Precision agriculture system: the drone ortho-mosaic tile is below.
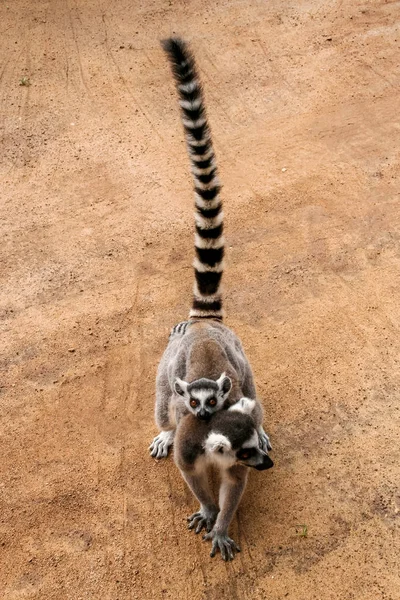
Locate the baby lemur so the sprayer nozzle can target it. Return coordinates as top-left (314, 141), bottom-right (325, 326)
top-left (150, 37), bottom-right (271, 460)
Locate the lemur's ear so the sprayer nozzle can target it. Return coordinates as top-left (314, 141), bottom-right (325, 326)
top-left (174, 378), bottom-right (189, 397)
top-left (204, 432), bottom-right (232, 454)
top-left (228, 397), bottom-right (256, 415)
top-left (216, 373), bottom-right (232, 397)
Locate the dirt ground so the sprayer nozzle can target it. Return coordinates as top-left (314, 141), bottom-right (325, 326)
top-left (1, 0), bottom-right (399, 598)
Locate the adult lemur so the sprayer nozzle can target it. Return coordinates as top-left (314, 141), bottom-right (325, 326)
top-left (149, 37), bottom-right (274, 561)
top-left (176, 399), bottom-right (273, 561)
top-left (150, 37), bottom-right (272, 461)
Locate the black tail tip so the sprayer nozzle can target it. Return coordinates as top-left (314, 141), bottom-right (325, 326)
top-left (161, 37), bottom-right (186, 54)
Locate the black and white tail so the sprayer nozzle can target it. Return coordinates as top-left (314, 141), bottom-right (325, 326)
top-left (162, 37), bottom-right (224, 321)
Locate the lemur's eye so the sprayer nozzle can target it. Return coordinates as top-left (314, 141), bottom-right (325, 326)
top-left (208, 398), bottom-right (217, 407)
top-left (189, 399), bottom-right (198, 408)
top-left (240, 452), bottom-right (250, 460)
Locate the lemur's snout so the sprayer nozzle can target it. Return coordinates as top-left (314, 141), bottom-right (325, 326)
top-left (254, 455), bottom-right (274, 471)
top-left (198, 409), bottom-right (211, 421)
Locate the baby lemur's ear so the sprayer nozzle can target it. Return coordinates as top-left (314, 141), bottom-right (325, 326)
top-left (228, 397), bottom-right (256, 415)
top-left (174, 378), bottom-right (189, 397)
top-left (204, 432), bottom-right (232, 454)
top-left (216, 373), bottom-right (232, 397)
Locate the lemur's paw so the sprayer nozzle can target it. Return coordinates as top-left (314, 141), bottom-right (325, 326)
top-left (187, 507), bottom-right (218, 534)
top-left (203, 530), bottom-right (241, 561)
top-left (259, 426), bottom-right (272, 453)
top-left (149, 430), bottom-right (174, 459)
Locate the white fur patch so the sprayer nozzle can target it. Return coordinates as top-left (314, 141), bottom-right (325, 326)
top-left (179, 98), bottom-right (202, 111)
top-left (186, 133), bottom-right (211, 146)
top-left (194, 176), bottom-right (220, 191)
top-left (192, 286), bottom-right (221, 303)
top-left (191, 161), bottom-right (216, 177)
top-left (228, 397), bottom-right (256, 415)
top-left (193, 257), bottom-right (224, 273)
top-left (191, 147), bottom-right (214, 162)
top-left (191, 389), bottom-right (214, 403)
top-left (194, 194), bottom-right (220, 211)
top-left (183, 117), bottom-right (207, 130)
top-left (194, 233), bottom-right (225, 250)
top-left (194, 210), bottom-right (223, 230)
top-left (189, 308), bottom-right (224, 319)
top-left (204, 432), bottom-right (231, 453)
top-left (178, 80), bottom-right (199, 94)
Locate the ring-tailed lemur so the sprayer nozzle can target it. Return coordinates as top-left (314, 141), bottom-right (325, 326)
top-left (175, 399), bottom-right (273, 561)
top-left (149, 37), bottom-right (271, 458)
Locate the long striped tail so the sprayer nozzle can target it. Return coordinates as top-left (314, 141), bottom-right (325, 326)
top-left (161, 37), bottom-right (224, 321)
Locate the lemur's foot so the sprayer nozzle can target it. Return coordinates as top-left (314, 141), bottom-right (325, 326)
top-left (203, 530), bottom-right (241, 561)
top-left (259, 426), bottom-right (272, 453)
top-left (149, 430), bottom-right (174, 459)
top-left (187, 507), bottom-right (218, 534)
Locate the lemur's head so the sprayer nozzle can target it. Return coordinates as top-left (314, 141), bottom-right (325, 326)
top-left (204, 398), bottom-right (274, 471)
top-left (174, 373), bottom-right (232, 420)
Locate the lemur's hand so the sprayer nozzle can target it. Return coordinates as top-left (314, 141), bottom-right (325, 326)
top-left (187, 506), bottom-right (218, 534)
top-left (203, 530), bottom-right (240, 561)
top-left (149, 430), bottom-right (174, 459)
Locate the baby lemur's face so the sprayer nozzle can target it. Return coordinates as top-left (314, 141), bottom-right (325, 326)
top-left (174, 373), bottom-right (232, 421)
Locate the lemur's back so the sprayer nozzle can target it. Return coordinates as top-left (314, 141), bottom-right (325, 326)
top-left (159, 320), bottom-right (255, 401)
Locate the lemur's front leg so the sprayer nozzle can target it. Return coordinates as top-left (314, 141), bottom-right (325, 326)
top-left (180, 468), bottom-right (219, 534)
top-left (203, 465), bottom-right (248, 561)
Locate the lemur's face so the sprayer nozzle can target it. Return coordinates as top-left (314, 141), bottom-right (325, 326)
top-left (174, 374), bottom-right (232, 421)
top-left (235, 430), bottom-right (274, 470)
top-left (205, 428), bottom-right (273, 470)
top-left (204, 405), bottom-right (274, 471)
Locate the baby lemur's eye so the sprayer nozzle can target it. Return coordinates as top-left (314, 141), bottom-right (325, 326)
top-left (208, 398), bottom-right (217, 407)
top-left (189, 399), bottom-right (198, 408)
top-left (240, 452), bottom-right (250, 460)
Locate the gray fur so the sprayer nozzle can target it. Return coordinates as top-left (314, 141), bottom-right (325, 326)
top-left (150, 319), bottom-right (271, 458)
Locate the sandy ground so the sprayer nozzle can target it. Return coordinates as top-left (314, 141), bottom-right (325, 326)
top-left (1, 0), bottom-right (399, 598)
